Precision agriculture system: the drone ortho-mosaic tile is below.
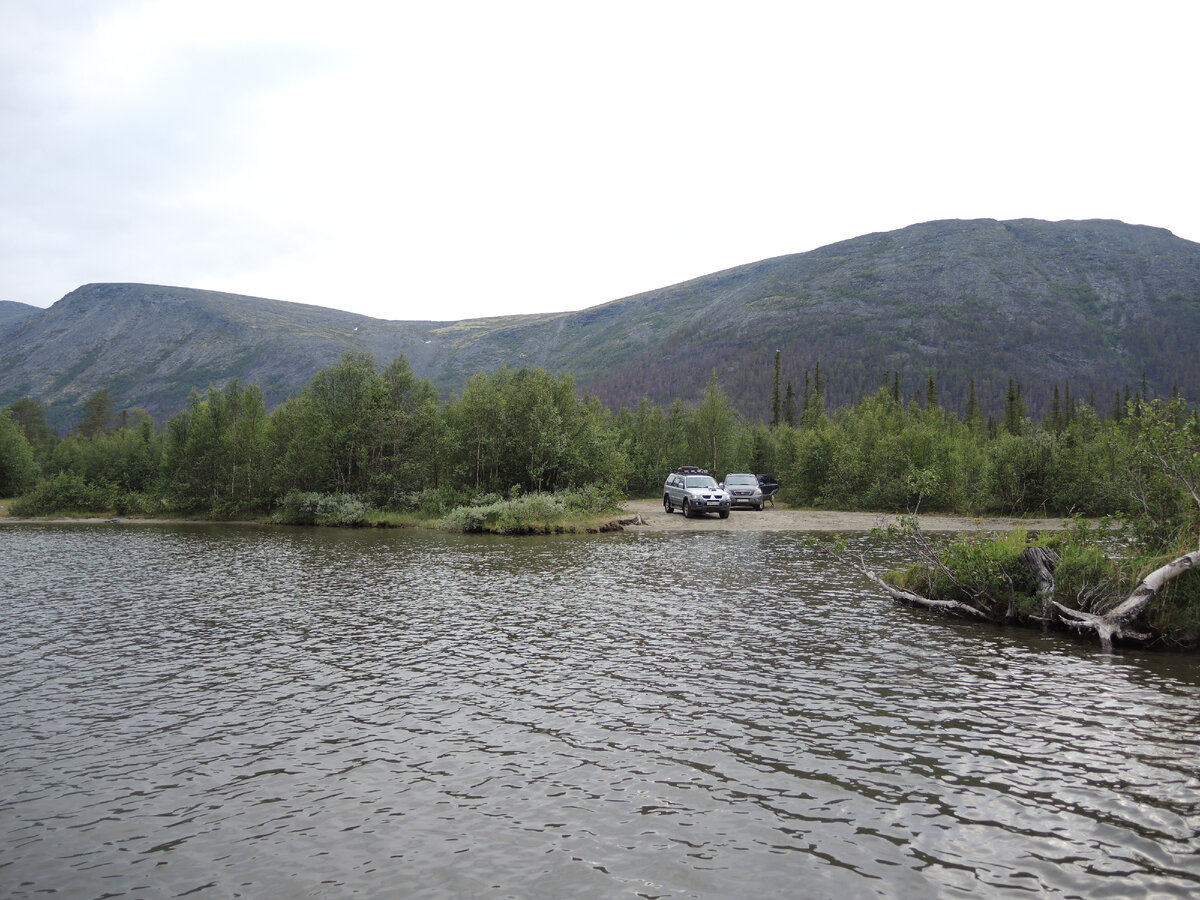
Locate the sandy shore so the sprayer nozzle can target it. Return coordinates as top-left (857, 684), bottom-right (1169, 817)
top-left (620, 499), bottom-right (1068, 533)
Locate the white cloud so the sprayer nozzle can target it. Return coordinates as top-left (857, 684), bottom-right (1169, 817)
top-left (2, 0), bottom-right (1198, 319)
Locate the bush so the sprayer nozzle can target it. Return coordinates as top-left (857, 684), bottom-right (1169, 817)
top-left (391, 486), bottom-right (469, 517)
top-left (438, 491), bottom-right (573, 534)
top-left (560, 483), bottom-right (624, 515)
top-left (892, 529), bottom-right (1036, 615)
top-left (112, 492), bottom-right (162, 517)
top-left (10, 473), bottom-right (114, 516)
top-left (1143, 563), bottom-right (1200, 645)
top-left (272, 491), bottom-right (368, 526)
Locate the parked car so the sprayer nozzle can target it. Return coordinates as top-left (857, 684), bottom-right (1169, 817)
top-left (663, 466), bottom-right (730, 518)
top-left (722, 472), bottom-right (765, 510)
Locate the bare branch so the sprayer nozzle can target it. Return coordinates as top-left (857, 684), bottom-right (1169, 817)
top-left (807, 538), bottom-right (992, 620)
top-left (1052, 548), bottom-right (1200, 651)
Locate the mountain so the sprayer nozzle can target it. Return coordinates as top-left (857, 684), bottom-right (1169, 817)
top-left (0, 300), bottom-right (41, 328)
top-left (579, 218), bottom-right (1200, 419)
top-left (2, 218), bottom-right (1199, 431)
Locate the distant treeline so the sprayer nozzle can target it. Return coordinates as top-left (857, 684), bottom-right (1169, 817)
top-left (1, 351), bottom-right (1197, 546)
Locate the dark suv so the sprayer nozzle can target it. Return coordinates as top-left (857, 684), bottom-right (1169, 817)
top-left (722, 473), bottom-right (765, 510)
top-left (663, 467), bottom-right (731, 518)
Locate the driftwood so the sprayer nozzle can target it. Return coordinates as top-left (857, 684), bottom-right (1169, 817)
top-left (815, 547), bottom-right (992, 619)
top-left (1052, 547), bottom-right (1200, 652)
top-left (856, 561), bottom-right (992, 619)
top-left (1019, 546), bottom-right (1060, 622)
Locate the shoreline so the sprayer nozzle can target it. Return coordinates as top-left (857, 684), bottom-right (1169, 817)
top-left (0, 499), bottom-right (1070, 534)
top-left (617, 499), bottom-right (1068, 533)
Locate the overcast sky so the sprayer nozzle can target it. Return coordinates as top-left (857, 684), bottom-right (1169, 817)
top-left (3, 1), bottom-right (1197, 322)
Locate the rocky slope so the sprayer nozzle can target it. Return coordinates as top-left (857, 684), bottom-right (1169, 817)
top-left (2, 218), bottom-right (1198, 429)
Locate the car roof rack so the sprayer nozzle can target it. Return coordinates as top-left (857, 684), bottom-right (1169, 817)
top-left (673, 466), bottom-right (710, 475)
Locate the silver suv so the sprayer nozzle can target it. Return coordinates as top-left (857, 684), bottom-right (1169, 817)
top-left (722, 472), bottom-right (765, 510)
top-left (663, 467), bottom-right (731, 518)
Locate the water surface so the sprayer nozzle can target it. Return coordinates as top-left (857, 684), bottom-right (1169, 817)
top-left (1, 523), bottom-right (1197, 898)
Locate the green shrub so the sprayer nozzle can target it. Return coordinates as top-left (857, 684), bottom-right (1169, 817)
top-left (1143, 564), bottom-right (1200, 644)
top-left (112, 492), bottom-right (161, 517)
top-left (560, 483), bottom-right (624, 515)
top-left (272, 491), bottom-right (368, 526)
top-left (438, 491), bottom-right (578, 534)
top-left (1047, 544), bottom-right (1115, 613)
top-left (10, 473), bottom-right (114, 515)
top-left (391, 486), bottom-right (469, 517)
top-left (891, 529), bottom-right (1036, 615)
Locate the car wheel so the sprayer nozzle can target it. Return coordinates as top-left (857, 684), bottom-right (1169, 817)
top-left (663, 495), bottom-right (672, 514)
top-left (682, 498), bottom-right (692, 518)
top-left (719, 510), bottom-right (729, 519)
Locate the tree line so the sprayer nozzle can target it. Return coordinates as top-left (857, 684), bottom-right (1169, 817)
top-left (1, 353), bottom-right (626, 519)
top-left (2, 351), bottom-right (1197, 548)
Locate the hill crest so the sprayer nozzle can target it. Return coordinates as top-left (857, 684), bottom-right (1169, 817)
top-left (2, 218), bottom-right (1198, 430)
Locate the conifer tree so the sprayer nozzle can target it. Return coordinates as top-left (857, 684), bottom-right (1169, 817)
top-left (1004, 378), bottom-right (1026, 435)
top-left (771, 350), bottom-right (781, 428)
top-left (964, 378), bottom-right (982, 433)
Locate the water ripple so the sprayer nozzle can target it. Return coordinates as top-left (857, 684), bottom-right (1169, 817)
top-left (1, 524), bottom-right (1198, 898)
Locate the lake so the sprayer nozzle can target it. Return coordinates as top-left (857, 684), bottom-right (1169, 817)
top-left (1, 523), bottom-right (1197, 898)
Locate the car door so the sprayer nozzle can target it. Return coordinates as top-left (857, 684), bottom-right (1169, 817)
top-left (667, 474), bottom-right (681, 505)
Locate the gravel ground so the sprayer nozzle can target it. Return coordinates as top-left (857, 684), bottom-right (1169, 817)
top-left (620, 498), bottom-right (1068, 533)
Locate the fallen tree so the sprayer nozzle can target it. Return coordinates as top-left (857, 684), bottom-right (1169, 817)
top-left (1052, 546), bottom-right (1200, 652)
top-left (810, 525), bottom-right (1200, 653)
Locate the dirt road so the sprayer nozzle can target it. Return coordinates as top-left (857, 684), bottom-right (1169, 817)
top-left (620, 499), bottom-right (1067, 533)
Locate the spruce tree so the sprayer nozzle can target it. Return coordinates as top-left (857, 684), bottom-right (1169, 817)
top-left (964, 378), bottom-right (982, 433)
top-left (771, 350), bottom-right (781, 428)
top-left (1004, 378), bottom-right (1026, 435)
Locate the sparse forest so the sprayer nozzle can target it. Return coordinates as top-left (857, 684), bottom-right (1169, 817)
top-left (2, 351), bottom-right (1196, 530)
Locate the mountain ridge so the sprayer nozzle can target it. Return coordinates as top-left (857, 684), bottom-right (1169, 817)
top-left (2, 218), bottom-right (1198, 430)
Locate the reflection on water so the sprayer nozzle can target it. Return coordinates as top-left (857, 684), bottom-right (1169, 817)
top-left (1, 523), bottom-right (1198, 899)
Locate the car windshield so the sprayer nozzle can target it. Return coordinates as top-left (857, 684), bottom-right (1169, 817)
top-left (684, 475), bottom-right (718, 489)
top-left (725, 474), bottom-right (756, 485)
